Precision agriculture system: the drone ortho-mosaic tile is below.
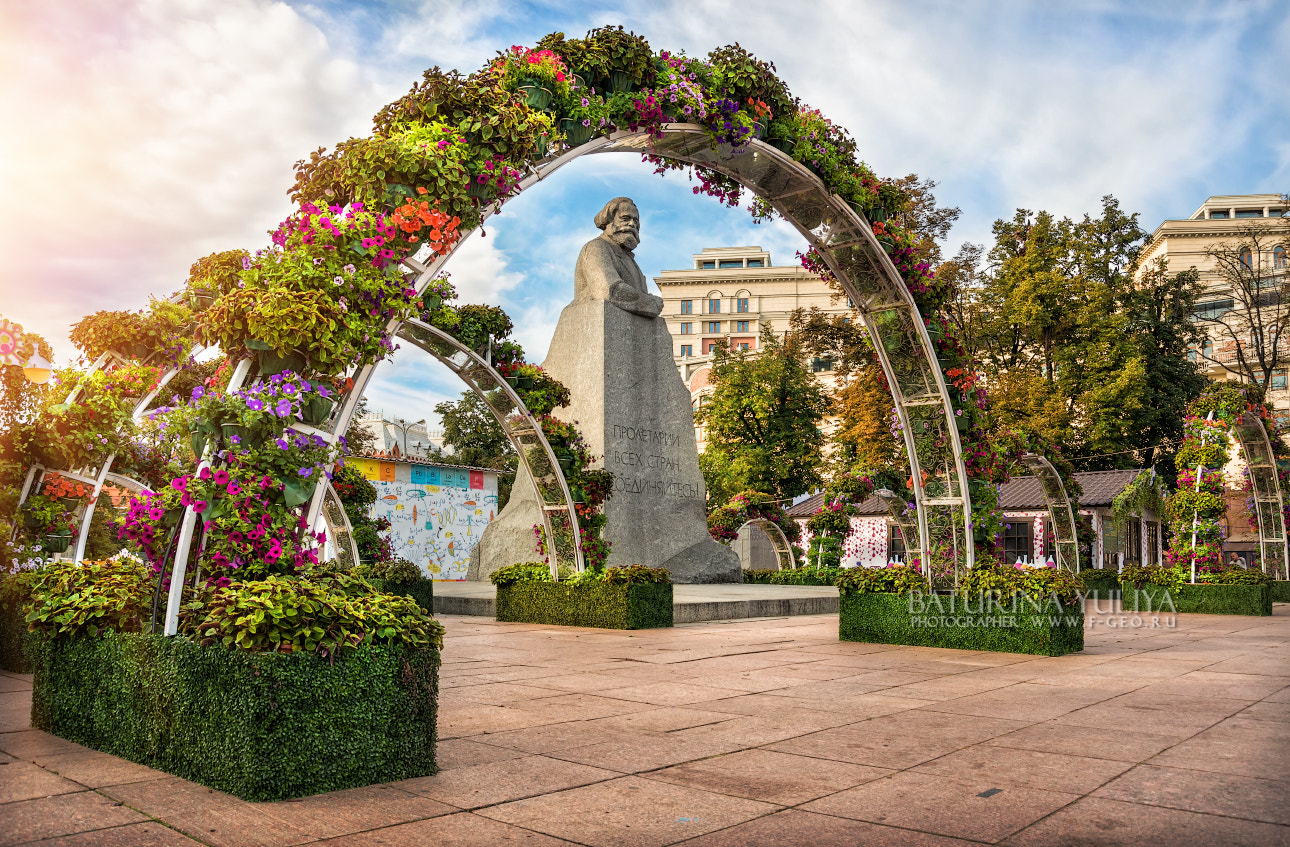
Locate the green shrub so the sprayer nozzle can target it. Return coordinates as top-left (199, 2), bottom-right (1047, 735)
top-left (1272, 581), bottom-right (1290, 603)
top-left (365, 576), bottom-right (434, 613)
top-left (24, 557), bottom-right (153, 637)
top-left (496, 581), bottom-right (672, 629)
top-left (603, 564), bottom-right (671, 585)
top-left (1079, 567), bottom-right (1119, 582)
top-left (0, 570), bottom-right (42, 672)
top-left (490, 561), bottom-right (554, 586)
top-left (958, 563), bottom-right (1083, 606)
top-left (356, 557), bottom-right (422, 582)
top-left (30, 631), bottom-right (438, 801)
top-left (839, 592), bottom-right (1084, 656)
top-left (1122, 584), bottom-right (1271, 616)
top-left (1203, 567), bottom-right (1272, 586)
top-left (835, 565), bottom-right (925, 595)
top-left (744, 567), bottom-right (844, 586)
top-left (1120, 563), bottom-right (1185, 590)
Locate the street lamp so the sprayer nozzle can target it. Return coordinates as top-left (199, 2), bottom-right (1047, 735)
top-left (387, 417), bottom-right (426, 457)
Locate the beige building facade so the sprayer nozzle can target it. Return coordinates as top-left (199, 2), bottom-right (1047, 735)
top-left (1138, 193), bottom-right (1290, 421)
top-left (652, 245), bottom-right (853, 449)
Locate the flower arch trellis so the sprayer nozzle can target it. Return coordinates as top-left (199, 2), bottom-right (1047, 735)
top-left (74, 30), bottom-right (1040, 633)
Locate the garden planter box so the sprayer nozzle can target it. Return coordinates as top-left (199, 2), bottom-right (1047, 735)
top-left (496, 582), bottom-right (673, 629)
top-left (367, 577), bottom-right (434, 613)
top-left (1121, 584), bottom-right (1272, 616)
top-left (743, 568), bottom-right (840, 587)
top-left (839, 592), bottom-right (1084, 657)
top-left (0, 584), bottom-right (32, 673)
top-left (1271, 581), bottom-right (1290, 604)
top-left (1080, 576), bottom-right (1121, 599)
top-left (29, 632), bottom-right (439, 801)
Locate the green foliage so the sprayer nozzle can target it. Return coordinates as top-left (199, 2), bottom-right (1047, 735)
top-left (839, 593), bottom-right (1084, 656)
top-left (1164, 489), bottom-right (1225, 525)
top-left (1120, 563), bottom-right (1185, 590)
top-left (835, 565), bottom-right (927, 596)
top-left (495, 580), bottom-right (672, 629)
top-left (1112, 471), bottom-right (1166, 526)
top-left (705, 43), bottom-right (795, 122)
top-left (24, 558), bottom-right (153, 637)
top-left (356, 558), bottom-right (422, 582)
top-left (697, 327), bottom-right (831, 502)
top-left (1271, 581), bottom-right (1290, 603)
top-left (1202, 567), bottom-right (1272, 586)
top-left (1122, 584), bottom-right (1272, 616)
top-left (180, 575), bottom-right (444, 658)
top-left (69, 299), bottom-right (195, 365)
top-left (0, 569), bottom-right (40, 672)
top-left (707, 490), bottom-right (800, 547)
top-left (490, 561), bottom-right (554, 586)
top-left (361, 576), bottom-right (434, 613)
top-left (603, 564), bottom-right (671, 585)
top-left (744, 567), bottom-right (844, 586)
top-left (29, 631), bottom-right (439, 800)
top-left (957, 564), bottom-right (1084, 606)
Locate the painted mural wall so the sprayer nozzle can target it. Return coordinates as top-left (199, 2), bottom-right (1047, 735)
top-left (348, 458), bottom-right (498, 580)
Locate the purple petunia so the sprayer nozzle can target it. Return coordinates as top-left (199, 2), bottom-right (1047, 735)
top-left (246, 398), bottom-right (264, 411)
top-left (298, 467), bottom-right (313, 477)
top-left (275, 399), bottom-right (292, 417)
top-left (275, 438), bottom-right (289, 450)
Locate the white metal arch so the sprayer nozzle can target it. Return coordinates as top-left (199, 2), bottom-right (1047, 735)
top-left (1234, 412), bottom-right (1289, 578)
top-left (1020, 453), bottom-right (1081, 573)
top-left (734, 518), bottom-right (797, 571)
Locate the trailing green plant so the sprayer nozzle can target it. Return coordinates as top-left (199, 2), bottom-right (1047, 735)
top-left (1201, 567), bottom-right (1272, 586)
top-left (603, 564), bottom-right (670, 585)
top-left (1112, 470), bottom-right (1167, 528)
top-left (355, 557), bottom-right (423, 582)
top-left (24, 557), bottom-right (153, 637)
top-left (490, 561), bottom-right (554, 586)
top-left (1120, 563), bottom-right (1186, 590)
top-left (834, 564), bottom-right (926, 596)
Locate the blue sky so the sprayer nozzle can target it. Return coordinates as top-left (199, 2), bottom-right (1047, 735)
top-left (2, 0), bottom-right (1287, 428)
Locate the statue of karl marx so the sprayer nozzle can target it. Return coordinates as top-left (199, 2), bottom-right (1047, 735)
top-left (573, 197), bottom-right (664, 318)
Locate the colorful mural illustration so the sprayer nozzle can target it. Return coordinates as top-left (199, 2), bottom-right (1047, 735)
top-left (350, 459), bottom-right (498, 580)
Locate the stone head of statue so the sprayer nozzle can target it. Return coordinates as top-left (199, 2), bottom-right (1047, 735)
top-left (594, 197), bottom-right (640, 252)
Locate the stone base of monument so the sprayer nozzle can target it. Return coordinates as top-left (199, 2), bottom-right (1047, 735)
top-left (495, 582), bottom-right (673, 629)
top-left (839, 592), bottom-right (1085, 657)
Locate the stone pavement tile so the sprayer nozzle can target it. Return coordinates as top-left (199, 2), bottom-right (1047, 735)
top-left (467, 721), bottom-right (644, 755)
top-left (589, 707), bottom-right (741, 734)
top-left (755, 663), bottom-right (875, 682)
top-left (0, 691), bottom-right (32, 732)
top-left (0, 676), bottom-right (30, 694)
top-left (884, 671), bottom-right (1030, 701)
top-left (437, 704), bottom-right (569, 739)
top-left (39, 749), bottom-right (170, 789)
top-left (1056, 691), bottom-right (1252, 735)
top-left (1202, 652), bottom-right (1290, 677)
top-left (1148, 715), bottom-right (1290, 780)
top-left (397, 754), bottom-right (618, 809)
top-left (508, 692), bottom-right (661, 721)
top-left (435, 738), bottom-right (528, 771)
top-left (668, 714), bottom-right (846, 749)
top-left (254, 784), bottom-right (456, 840)
top-left (101, 777), bottom-right (314, 847)
top-left (439, 682), bottom-right (573, 706)
top-left (1265, 685), bottom-right (1290, 702)
top-left (1132, 670), bottom-right (1289, 701)
top-left (925, 682), bottom-right (1118, 722)
top-left (0, 760), bottom-right (84, 803)
top-left (675, 809), bottom-right (981, 847)
top-left (479, 774), bottom-right (778, 847)
top-left (714, 689), bottom-right (934, 720)
top-left (800, 771), bottom-right (1079, 843)
top-left (313, 811), bottom-right (579, 846)
top-left (1093, 763), bottom-right (1290, 825)
top-left (21, 821), bottom-right (208, 846)
top-left (0, 729), bottom-right (87, 762)
top-left (1239, 699), bottom-right (1290, 722)
top-left (0, 789), bottom-right (148, 846)
top-left (595, 663), bottom-right (711, 683)
top-left (515, 672), bottom-right (626, 694)
top-left (1003, 796), bottom-right (1290, 847)
top-left (594, 681), bottom-right (747, 707)
top-left (911, 743), bottom-right (1134, 794)
top-left (833, 669), bottom-right (941, 688)
top-left (644, 749), bottom-right (890, 805)
top-left (549, 732), bottom-right (745, 774)
top-left (986, 721), bottom-right (1183, 762)
top-left (764, 711), bottom-right (1029, 770)
top-left (676, 672), bottom-right (796, 694)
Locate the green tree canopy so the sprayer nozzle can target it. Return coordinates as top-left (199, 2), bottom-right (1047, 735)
top-left (433, 390), bottom-right (517, 507)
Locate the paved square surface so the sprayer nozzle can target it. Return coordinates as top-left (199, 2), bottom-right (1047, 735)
top-left (1, 605), bottom-right (1288, 845)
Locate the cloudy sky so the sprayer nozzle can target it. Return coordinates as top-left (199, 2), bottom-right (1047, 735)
top-left (2, 0), bottom-right (1286, 427)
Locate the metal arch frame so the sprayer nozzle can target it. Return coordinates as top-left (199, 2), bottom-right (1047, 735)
top-left (324, 125), bottom-right (974, 586)
top-left (734, 518), bottom-right (798, 571)
top-left (1020, 453), bottom-right (1082, 573)
top-left (395, 318), bottom-right (585, 578)
top-left (1233, 412), bottom-right (1289, 578)
top-left (318, 481), bottom-right (363, 570)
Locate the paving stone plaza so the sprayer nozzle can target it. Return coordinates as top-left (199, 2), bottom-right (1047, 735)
top-left (3, 603), bottom-right (1288, 846)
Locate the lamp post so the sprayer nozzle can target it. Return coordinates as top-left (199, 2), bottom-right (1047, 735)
top-left (387, 417), bottom-right (425, 458)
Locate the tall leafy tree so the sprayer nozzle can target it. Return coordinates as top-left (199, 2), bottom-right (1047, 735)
top-left (697, 327), bottom-right (831, 503)
top-left (434, 390), bottom-right (517, 507)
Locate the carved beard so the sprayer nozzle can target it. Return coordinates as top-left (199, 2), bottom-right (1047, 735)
top-left (608, 225), bottom-right (639, 251)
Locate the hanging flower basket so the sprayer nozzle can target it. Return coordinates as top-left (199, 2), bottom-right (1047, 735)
top-left (257, 348), bottom-right (307, 377)
top-left (301, 395), bottom-right (334, 426)
top-left (41, 532), bottom-right (72, 554)
top-left (466, 179), bottom-right (496, 202)
top-left (220, 422), bottom-right (247, 447)
top-left (516, 78), bottom-right (553, 110)
top-left (559, 119), bottom-right (594, 147)
top-left (766, 133), bottom-right (797, 154)
top-left (608, 70), bottom-right (635, 93)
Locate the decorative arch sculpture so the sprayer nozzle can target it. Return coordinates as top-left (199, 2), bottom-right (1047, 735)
top-left (734, 517), bottom-right (797, 571)
top-left (1233, 412), bottom-right (1289, 578)
top-left (1020, 452), bottom-right (1081, 573)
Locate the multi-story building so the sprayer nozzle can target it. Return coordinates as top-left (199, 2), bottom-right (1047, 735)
top-left (355, 408), bottom-right (445, 458)
top-left (652, 245), bottom-right (854, 449)
top-left (1138, 193), bottom-right (1290, 420)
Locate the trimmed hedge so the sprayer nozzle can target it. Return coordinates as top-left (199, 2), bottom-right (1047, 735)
top-left (839, 592), bottom-right (1084, 657)
top-left (29, 631), bottom-right (439, 801)
top-left (0, 577), bottom-right (34, 673)
top-left (743, 567), bottom-right (843, 586)
top-left (1080, 576), bottom-right (1121, 599)
top-left (496, 581), bottom-right (673, 629)
top-left (1272, 581), bottom-right (1290, 603)
top-left (367, 576), bottom-right (434, 613)
top-left (1121, 583), bottom-right (1272, 616)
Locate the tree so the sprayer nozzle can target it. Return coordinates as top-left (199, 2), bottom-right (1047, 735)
top-left (889, 174), bottom-right (962, 266)
top-left (434, 390), bottom-right (517, 508)
top-left (696, 327), bottom-right (831, 502)
top-left (1194, 212), bottom-right (1290, 388)
top-left (342, 397), bottom-right (379, 456)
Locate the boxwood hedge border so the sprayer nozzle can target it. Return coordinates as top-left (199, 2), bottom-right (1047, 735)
top-left (1271, 581), bottom-right (1290, 603)
top-left (839, 592), bottom-right (1084, 657)
top-left (496, 582), bottom-right (673, 629)
top-left (29, 632), bottom-right (439, 801)
top-left (1121, 583), bottom-right (1272, 616)
top-left (366, 576), bottom-right (434, 613)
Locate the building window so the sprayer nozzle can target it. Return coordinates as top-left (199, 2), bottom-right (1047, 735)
top-left (736, 320), bottom-right (749, 332)
top-left (1123, 520), bottom-right (1142, 565)
top-left (738, 342), bottom-right (750, 350)
top-left (708, 298), bottom-right (721, 314)
top-left (1203, 338), bottom-right (1214, 360)
top-left (736, 298), bottom-right (749, 313)
top-left (888, 524), bottom-right (906, 562)
top-left (708, 321), bottom-right (721, 333)
top-left (703, 340), bottom-right (718, 354)
top-left (1211, 210), bottom-right (1229, 219)
top-left (1275, 246), bottom-right (1287, 269)
top-left (1236, 210), bottom-right (1263, 218)
top-left (680, 300), bottom-right (693, 314)
top-left (680, 344), bottom-right (693, 357)
top-left (1273, 369), bottom-right (1288, 391)
top-left (1241, 247), bottom-right (1253, 268)
top-left (680, 322), bottom-right (692, 335)
top-left (700, 261), bottom-right (715, 269)
top-left (747, 259), bottom-right (764, 268)
top-left (1146, 522), bottom-right (1159, 565)
top-left (1195, 299), bottom-right (1234, 320)
top-left (1003, 519), bottom-right (1032, 562)
top-left (718, 260), bottom-right (743, 268)
top-left (811, 357), bottom-right (833, 372)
